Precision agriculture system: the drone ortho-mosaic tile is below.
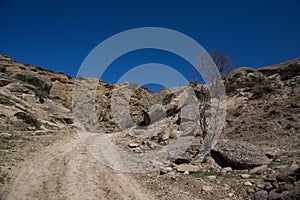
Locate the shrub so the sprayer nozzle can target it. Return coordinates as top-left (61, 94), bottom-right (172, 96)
top-left (269, 110), bottom-right (280, 116)
top-left (225, 83), bottom-right (236, 94)
top-left (245, 81), bottom-right (255, 87)
top-left (251, 83), bottom-right (274, 99)
top-left (281, 63), bottom-right (300, 80)
top-left (14, 112), bottom-right (40, 128)
top-left (0, 66), bottom-right (6, 73)
top-left (191, 168), bottom-right (218, 178)
top-left (15, 74), bottom-right (51, 98)
top-left (0, 96), bottom-right (14, 106)
top-left (231, 108), bottom-right (241, 117)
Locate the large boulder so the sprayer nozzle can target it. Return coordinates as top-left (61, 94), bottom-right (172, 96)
top-left (211, 139), bottom-right (271, 169)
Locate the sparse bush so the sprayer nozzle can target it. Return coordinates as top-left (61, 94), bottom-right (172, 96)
top-left (233, 125), bottom-right (241, 134)
top-left (225, 83), bottom-right (237, 94)
top-left (0, 96), bottom-right (14, 106)
top-left (0, 66), bottom-right (6, 73)
top-left (269, 110), bottom-right (280, 116)
top-left (34, 88), bottom-right (48, 99)
top-left (14, 112), bottom-right (40, 128)
top-left (0, 172), bottom-right (10, 184)
top-left (269, 159), bottom-right (291, 168)
top-left (231, 109), bottom-right (241, 117)
top-left (277, 170), bottom-right (300, 184)
top-left (76, 75), bottom-right (85, 80)
top-left (190, 168), bottom-right (218, 178)
top-left (281, 63), bottom-right (300, 80)
top-left (251, 86), bottom-right (264, 98)
top-left (245, 81), bottom-right (255, 87)
top-left (15, 74), bottom-right (51, 98)
top-left (251, 83), bottom-right (274, 99)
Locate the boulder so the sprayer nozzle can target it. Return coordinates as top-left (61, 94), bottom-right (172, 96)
top-left (211, 139), bottom-right (271, 169)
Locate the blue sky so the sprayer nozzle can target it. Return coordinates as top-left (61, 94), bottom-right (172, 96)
top-left (1, 0), bottom-right (300, 92)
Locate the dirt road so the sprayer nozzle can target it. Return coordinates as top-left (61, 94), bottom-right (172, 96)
top-left (3, 134), bottom-right (154, 200)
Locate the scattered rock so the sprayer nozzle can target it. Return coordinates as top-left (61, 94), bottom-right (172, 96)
top-left (160, 167), bottom-right (173, 174)
top-left (0, 132), bottom-right (12, 139)
top-left (277, 164), bottom-right (300, 183)
top-left (160, 129), bottom-right (171, 141)
top-left (148, 104), bottom-right (166, 123)
top-left (244, 181), bottom-right (252, 186)
top-left (175, 164), bottom-right (200, 173)
top-left (264, 182), bottom-right (273, 191)
top-left (27, 127), bottom-right (36, 131)
top-left (247, 188), bottom-right (255, 195)
top-left (268, 189), bottom-right (281, 200)
top-left (228, 192), bottom-right (234, 197)
top-left (128, 143), bottom-right (139, 148)
top-left (223, 184), bottom-right (230, 191)
top-left (173, 156), bottom-right (191, 165)
top-left (183, 171), bottom-right (189, 175)
top-left (256, 183), bottom-right (265, 189)
top-left (279, 191), bottom-right (290, 199)
top-left (147, 141), bottom-right (157, 149)
top-left (207, 175), bottom-right (217, 180)
top-left (0, 79), bottom-right (11, 87)
top-left (221, 167), bottom-right (233, 174)
top-left (254, 190), bottom-right (268, 200)
top-left (132, 147), bottom-right (142, 153)
top-left (240, 174), bottom-right (251, 179)
top-left (265, 151), bottom-right (277, 159)
top-left (250, 165), bottom-right (268, 175)
top-left (202, 185), bottom-right (213, 192)
top-left (275, 165), bottom-right (289, 170)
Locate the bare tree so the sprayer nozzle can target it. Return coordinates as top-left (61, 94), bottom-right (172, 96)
top-left (189, 50), bottom-right (227, 158)
top-left (209, 49), bottom-right (234, 74)
top-left (190, 49), bottom-right (234, 83)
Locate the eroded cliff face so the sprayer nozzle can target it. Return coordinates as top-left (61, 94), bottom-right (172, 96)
top-left (1, 54), bottom-right (299, 151)
top-left (0, 55), bottom-right (299, 199)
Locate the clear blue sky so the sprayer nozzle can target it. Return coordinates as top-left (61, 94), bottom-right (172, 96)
top-left (1, 0), bottom-right (300, 91)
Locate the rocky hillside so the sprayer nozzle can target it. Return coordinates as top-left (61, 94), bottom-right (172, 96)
top-left (223, 58), bottom-right (300, 152)
top-left (0, 54), bottom-right (299, 199)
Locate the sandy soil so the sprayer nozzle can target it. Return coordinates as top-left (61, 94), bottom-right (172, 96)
top-left (2, 133), bottom-right (154, 200)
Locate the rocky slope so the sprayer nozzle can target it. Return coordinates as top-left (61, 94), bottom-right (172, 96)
top-left (0, 54), bottom-right (299, 199)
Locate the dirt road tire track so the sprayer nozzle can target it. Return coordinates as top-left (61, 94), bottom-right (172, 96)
top-left (4, 134), bottom-right (154, 200)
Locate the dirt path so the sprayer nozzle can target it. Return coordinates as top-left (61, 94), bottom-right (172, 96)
top-left (3, 133), bottom-right (154, 200)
